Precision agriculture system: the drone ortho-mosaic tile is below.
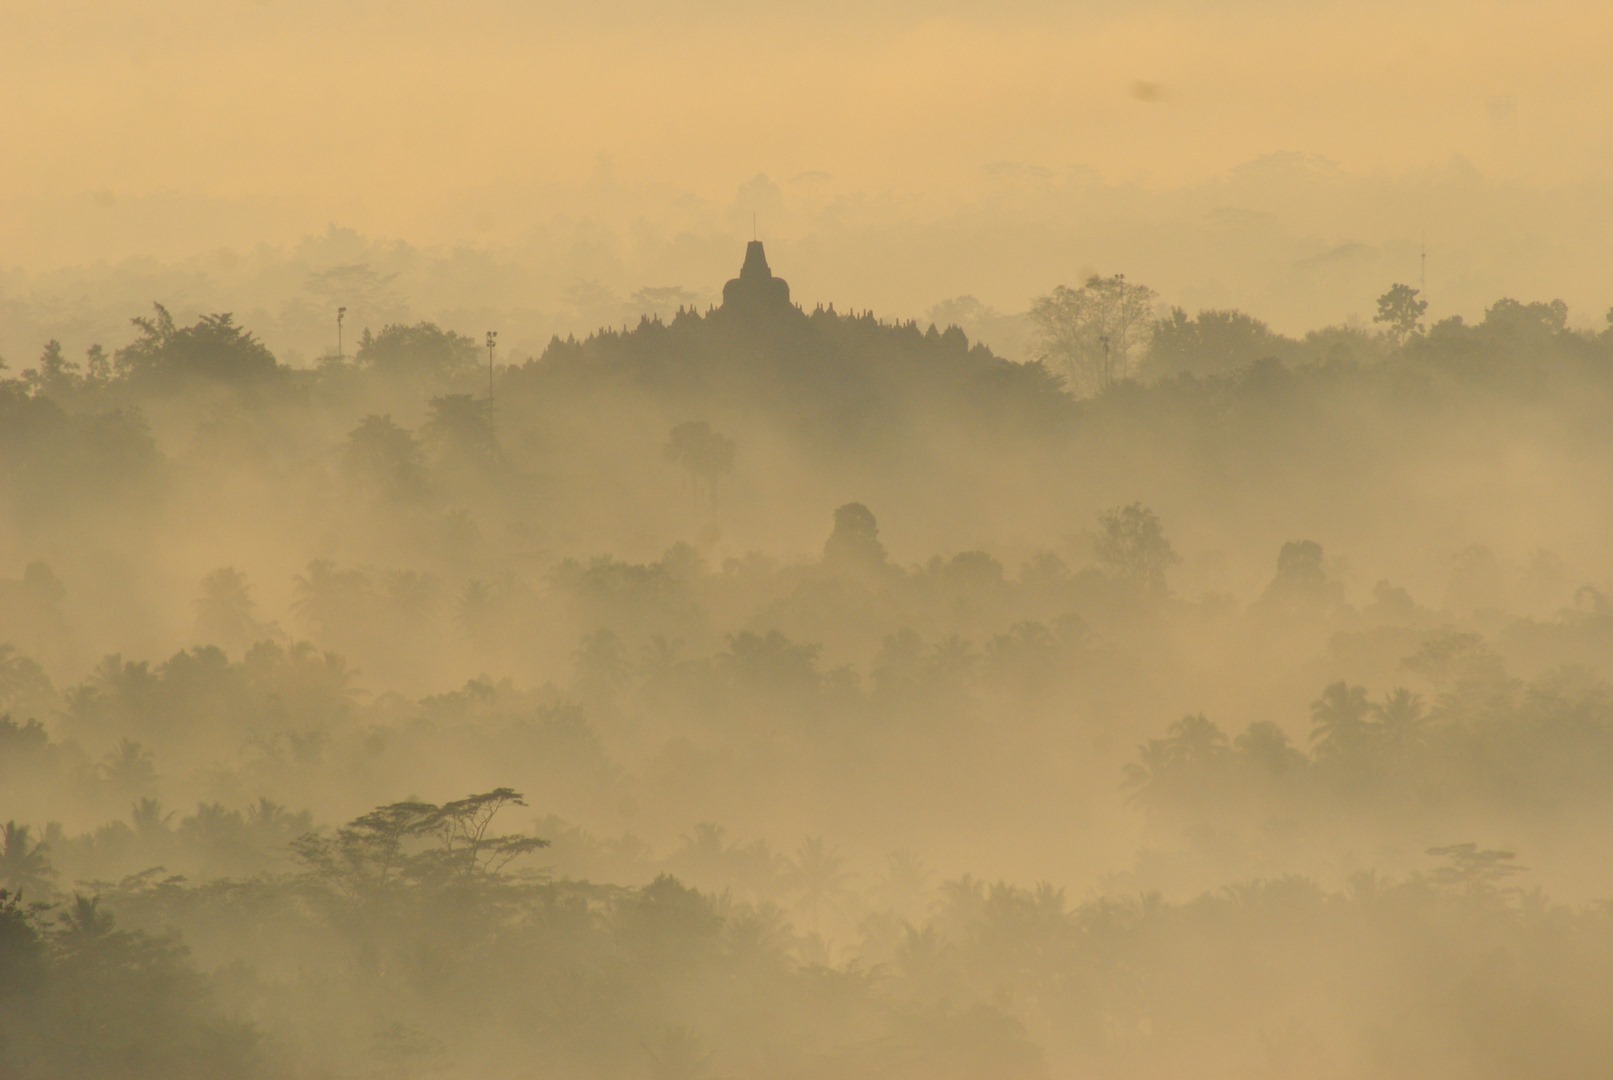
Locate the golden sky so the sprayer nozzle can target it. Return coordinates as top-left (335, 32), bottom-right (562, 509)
top-left (3, 0), bottom-right (1611, 333)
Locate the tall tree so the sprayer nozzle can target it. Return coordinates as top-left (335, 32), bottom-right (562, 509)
top-left (1309, 681), bottom-right (1374, 764)
top-left (1093, 503), bottom-right (1177, 593)
top-left (1029, 274), bottom-right (1158, 394)
top-left (24, 340), bottom-right (80, 399)
top-left (341, 414), bottom-right (427, 499)
top-left (423, 394), bottom-right (497, 465)
top-left (0, 822), bottom-right (54, 895)
top-left (194, 567), bottom-right (263, 651)
top-left (822, 502), bottom-right (888, 575)
top-left (663, 421), bottom-right (736, 506)
top-left (784, 836), bottom-right (856, 933)
top-left (1373, 284), bottom-right (1427, 346)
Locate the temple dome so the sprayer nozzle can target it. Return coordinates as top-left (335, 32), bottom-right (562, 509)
top-left (721, 241), bottom-right (791, 312)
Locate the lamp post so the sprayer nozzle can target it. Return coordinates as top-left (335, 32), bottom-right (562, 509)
top-left (486, 330), bottom-right (498, 415)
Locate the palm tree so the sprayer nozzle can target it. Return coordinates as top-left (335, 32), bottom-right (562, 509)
top-left (1124, 714), bottom-right (1229, 810)
top-left (244, 796), bottom-right (288, 831)
top-left (0, 821), bottom-right (55, 895)
top-left (194, 567), bottom-right (261, 651)
top-left (1122, 737), bottom-right (1176, 808)
top-left (179, 803), bottom-right (248, 869)
top-left (875, 849), bottom-right (935, 916)
top-left (57, 893), bottom-right (117, 943)
top-left (1374, 687), bottom-right (1429, 752)
top-left (670, 822), bottom-right (731, 885)
top-left (1233, 720), bottom-right (1306, 777)
top-left (292, 559), bottom-right (371, 640)
top-left (784, 836), bottom-right (857, 934)
top-left (246, 797), bottom-right (312, 861)
top-left (84, 655), bottom-right (160, 725)
top-left (130, 797), bottom-right (176, 839)
top-left (1309, 681), bottom-right (1375, 763)
top-left (96, 738), bottom-right (156, 794)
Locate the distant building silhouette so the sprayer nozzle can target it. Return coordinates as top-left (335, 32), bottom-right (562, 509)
top-left (722, 241), bottom-right (791, 313)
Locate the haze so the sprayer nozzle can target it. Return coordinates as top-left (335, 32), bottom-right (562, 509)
top-left (5, 2), bottom-right (1613, 1078)
top-left (5, 0), bottom-right (1613, 351)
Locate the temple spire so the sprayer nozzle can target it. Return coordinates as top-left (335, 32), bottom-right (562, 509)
top-left (722, 240), bottom-right (791, 312)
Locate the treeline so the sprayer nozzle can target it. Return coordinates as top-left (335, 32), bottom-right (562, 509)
top-left (6, 494), bottom-right (1613, 885)
top-left (1122, 660), bottom-right (1613, 883)
top-left (6, 277), bottom-right (1613, 1077)
top-left (7, 788), bottom-right (1613, 1080)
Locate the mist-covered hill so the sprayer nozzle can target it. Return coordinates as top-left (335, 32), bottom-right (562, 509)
top-left (5, 246), bottom-right (1613, 1078)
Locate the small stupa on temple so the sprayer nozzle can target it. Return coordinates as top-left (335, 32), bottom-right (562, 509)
top-left (721, 240), bottom-right (792, 313)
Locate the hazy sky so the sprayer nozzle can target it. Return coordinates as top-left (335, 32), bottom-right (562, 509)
top-left (4, 0), bottom-right (1611, 333)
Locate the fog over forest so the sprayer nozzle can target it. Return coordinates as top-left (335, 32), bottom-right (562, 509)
top-left (7, 3), bottom-right (1613, 1078)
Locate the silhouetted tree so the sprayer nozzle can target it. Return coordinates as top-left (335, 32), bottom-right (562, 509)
top-left (292, 788), bottom-right (547, 899)
top-left (291, 559), bottom-right (373, 641)
top-left (423, 394), bottom-right (497, 464)
top-left (1374, 284), bottom-right (1427, 345)
top-left (115, 304), bottom-right (279, 386)
top-left (1145, 307), bottom-right (1286, 378)
top-left (355, 322), bottom-right (478, 382)
top-left (83, 343), bottom-right (110, 387)
top-left (0, 822), bottom-right (55, 895)
top-left (1093, 503), bottom-right (1177, 593)
top-left (0, 646), bottom-right (53, 716)
top-left (1481, 296), bottom-right (1569, 338)
top-left (822, 502), bottom-right (889, 576)
top-left (1309, 681), bottom-right (1374, 764)
top-left (130, 797), bottom-right (176, 840)
top-left (663, 421), bottom-right (736, 505)
top-left (1373, 688), bottom-right (1428, 753)
top-left (1256, 540), bottom-right (1342, 614)
top-left (784, 836), bottom-right (856, 933)
top-left (341, 414), bottom-right (427, 501)
top-left (96, 739), bottom-right (156, 797)
top-left (1030, 274), bottom-right (1158, 393)
top-left (194, 567), bottom-right (263, 651)
top-left (1426, 843), bottom-right (1527, 895)
top-left (24, 340), bottom-right (80, 399)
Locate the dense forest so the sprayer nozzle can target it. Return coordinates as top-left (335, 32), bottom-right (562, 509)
top-left (6, 242), bottom-right (1613, 1078)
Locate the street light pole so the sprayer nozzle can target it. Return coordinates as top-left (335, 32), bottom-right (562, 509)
top-left (486, 330), bottom-right (498, 423)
